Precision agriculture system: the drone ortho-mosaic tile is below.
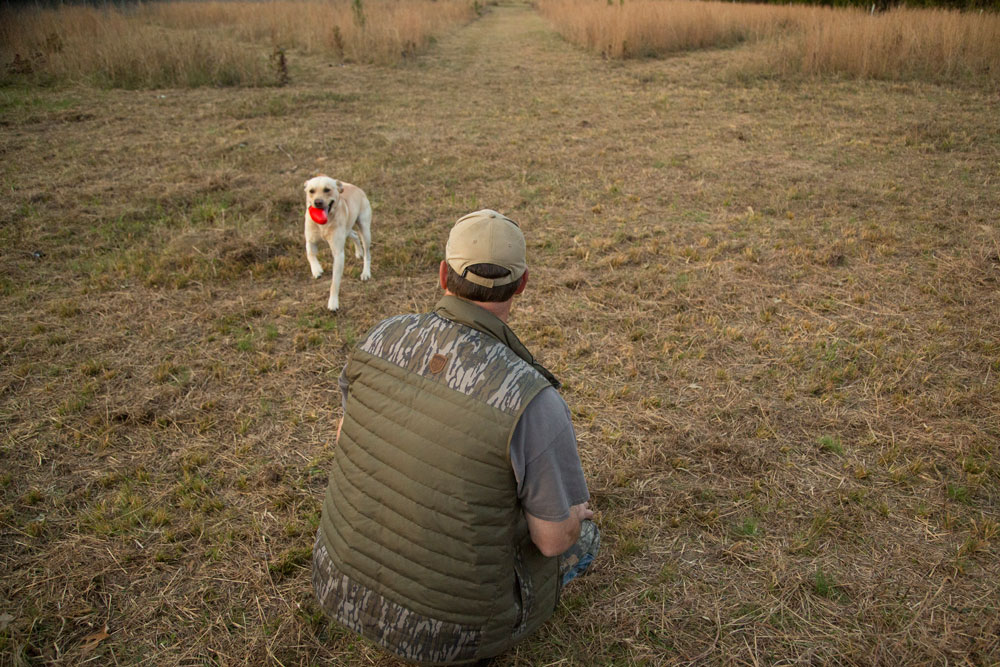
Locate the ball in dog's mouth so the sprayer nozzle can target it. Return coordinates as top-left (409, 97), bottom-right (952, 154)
top-left (309, 206), bottom-right (328, 224)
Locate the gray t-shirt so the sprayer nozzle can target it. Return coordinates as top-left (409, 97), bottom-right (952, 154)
top-left (508, 386), bottom-right (589, 522)
top-left (339, 368), bottom-right (589, 523)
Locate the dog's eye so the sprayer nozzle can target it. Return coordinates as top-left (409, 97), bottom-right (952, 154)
top-left (308, 189), bottom-right (315, 194)
top-left (323, 188), bottom-right (331, 193)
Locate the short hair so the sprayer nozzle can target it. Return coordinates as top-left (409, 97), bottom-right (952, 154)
top-left (446, 263), bottom-right (521, 303)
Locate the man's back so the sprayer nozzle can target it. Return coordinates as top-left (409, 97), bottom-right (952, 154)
top-left (314, 301), bottom-right (559, 663)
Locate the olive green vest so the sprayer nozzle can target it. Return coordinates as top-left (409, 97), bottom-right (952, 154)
top-left (315, 296), bottom-right (561, 664)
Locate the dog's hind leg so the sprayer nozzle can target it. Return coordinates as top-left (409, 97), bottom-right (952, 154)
top-left (357, 202), bottom-right (372, 282)
top-left (348, 230), bottom-right (363, 260)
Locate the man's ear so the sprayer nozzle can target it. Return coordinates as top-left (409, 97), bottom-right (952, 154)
top-left (514, 269), bottom-right (528, 295)
top-left (439, 261), bottom-right (449, 290)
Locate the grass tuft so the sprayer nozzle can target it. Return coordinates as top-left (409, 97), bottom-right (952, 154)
top-left (812, 568), bottom-right (844, 600)
top-left (818, 435), bottom-right (845, 455)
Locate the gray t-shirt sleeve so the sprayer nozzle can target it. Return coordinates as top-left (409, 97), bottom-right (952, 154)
top-left (509, 387), bottom-right (590, 522)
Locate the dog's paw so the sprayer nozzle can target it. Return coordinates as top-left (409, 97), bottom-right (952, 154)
top-left (311, 267), bottom-right (324, 279)
top-left (360, 270), bottom-right (371, 282)
top-left (327, 300), bottom-right (340, 312)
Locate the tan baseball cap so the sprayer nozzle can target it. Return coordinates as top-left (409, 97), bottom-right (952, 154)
top-left (445, 209), bottom-right (526, 288)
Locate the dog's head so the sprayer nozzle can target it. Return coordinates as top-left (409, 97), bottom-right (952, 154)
top-left (304, 175), bottom-right (344, 213)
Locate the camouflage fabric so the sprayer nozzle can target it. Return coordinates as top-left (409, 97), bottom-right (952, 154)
top-left (511, 520), bottom-right (600, 635)
top-left (313, 534), bottom-right (481, 664)
top-left (359, 310), bottom-right (546, 414)
top-left (433, 295), bottom-right (561, 390)
top-left (510, 543), bottom-right (534, 638)
top-left (558, 520), bottom-right (600, 587)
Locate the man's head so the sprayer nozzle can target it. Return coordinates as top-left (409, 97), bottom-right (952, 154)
top-left (443, 210), bottom-right (527, 303)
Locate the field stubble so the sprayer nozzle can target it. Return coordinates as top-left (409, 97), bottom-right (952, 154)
top-left (2, 3), bottom-right (1000, 665)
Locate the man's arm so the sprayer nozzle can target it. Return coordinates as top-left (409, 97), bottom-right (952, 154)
top-left (511, 388), bottom-right (592, 557)
top-left (526, 502), bottom-right (594, 557)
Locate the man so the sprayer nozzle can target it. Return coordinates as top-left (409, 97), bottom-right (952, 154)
top-left (312, 210), bottom-right (599, 665)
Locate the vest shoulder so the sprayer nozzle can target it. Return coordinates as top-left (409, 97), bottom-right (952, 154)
top-left (355, 312), bottom-right (549, 414)
top-left (357, 312), bottom-right (440, 356)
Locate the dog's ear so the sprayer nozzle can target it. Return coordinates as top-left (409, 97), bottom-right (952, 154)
top-left (336, 180), bottom-right (344, 194)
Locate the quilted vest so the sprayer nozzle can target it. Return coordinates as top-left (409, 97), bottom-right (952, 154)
top-left (314, 296), bottom-right (561, 664)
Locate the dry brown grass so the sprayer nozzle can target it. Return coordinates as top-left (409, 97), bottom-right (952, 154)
top-left (0, 4), bottom-right (276, 88)
top-left (2, 2), bottom-right (1000, 665)
top-left (538, 0), bottom-right (797, 57)
top-left (538, 0), bottom-right (1000, 84)
top-left (777, 5), bottom-right (1000, 81)
top-left (0, 0), bottom-right (477, 88)
top-left (141, 0), bottom-right (479, 62)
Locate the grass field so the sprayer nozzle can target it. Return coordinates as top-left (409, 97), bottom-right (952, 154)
top-left (2, 1), bottom-right (999, 664)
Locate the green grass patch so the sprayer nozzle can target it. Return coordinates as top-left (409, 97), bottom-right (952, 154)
top-left (946, 483), bottom-right (971, 504)
top-left (734, 516), bottom-right (760, 537)
top-left (818, 435), bottom-right (844, 456)
top-left (812, 568), bottom-right (845, 601)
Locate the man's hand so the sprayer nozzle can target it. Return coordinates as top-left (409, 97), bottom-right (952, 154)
top-left (526, 502), bottom-right (594, 558)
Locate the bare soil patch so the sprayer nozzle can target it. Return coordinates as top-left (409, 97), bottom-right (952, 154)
top-left (2, 3), bottom-right (999, 664)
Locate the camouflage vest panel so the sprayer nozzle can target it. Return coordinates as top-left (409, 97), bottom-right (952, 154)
top-left (315, 311), bottom-right (558, 664)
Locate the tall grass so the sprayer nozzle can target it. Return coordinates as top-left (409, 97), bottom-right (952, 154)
top-left (139, 0), bottom-right (477, 61)
top-left (537, 0), bottom-right (799, 57)
top-left (0, 0), bottom-right (477, 88)
top-left (537, 0), bottom-right (1000, 83)
top-left (778, 5), bottom-right (1000, 80)
top-left (0, 4), bottom-right (275, 88)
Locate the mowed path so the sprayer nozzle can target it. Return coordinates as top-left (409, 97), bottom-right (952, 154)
top-left (314, 0), bottom-right (989, 276)
top-left (310, 0), bottom-right (815, 295)
top-left (320, 0), bottom-right (658, 233)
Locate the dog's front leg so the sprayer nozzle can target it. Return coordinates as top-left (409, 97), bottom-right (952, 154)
top-left (327, 235), bottom-right (347, 312)
top-left (305, 217), bottom-right (325, 278)
top-left (306, 240), bottom-right (324, 278)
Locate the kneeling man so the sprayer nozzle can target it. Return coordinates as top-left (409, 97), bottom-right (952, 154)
top-left (312, 210), bottom-right (599, 664)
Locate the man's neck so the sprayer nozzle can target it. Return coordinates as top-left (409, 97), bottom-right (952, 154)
top-left (442, 291), bottom-right (513, 323)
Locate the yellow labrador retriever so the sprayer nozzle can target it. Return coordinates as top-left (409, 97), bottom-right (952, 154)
top-left (302, 175), bottom-right (372, 312)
